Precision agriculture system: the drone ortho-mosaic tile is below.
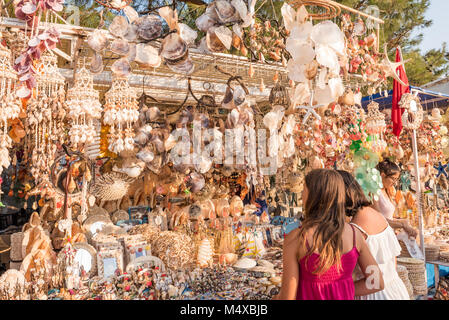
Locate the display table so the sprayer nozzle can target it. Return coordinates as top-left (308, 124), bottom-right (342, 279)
top-left (426, 261), bottom-right (449, 290)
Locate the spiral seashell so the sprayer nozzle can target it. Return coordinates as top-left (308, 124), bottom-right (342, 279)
top-left (197, 238), bottom-right (214, 268)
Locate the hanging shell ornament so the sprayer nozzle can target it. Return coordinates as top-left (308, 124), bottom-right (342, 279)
top-left (103, 75), bottom-right (139, 154)
top-left (0, 41), bottom-right (21, 175)
top-left (399, 93), bottom-right (423, 130)
top-left (66, 66), bottom-right (102, 150)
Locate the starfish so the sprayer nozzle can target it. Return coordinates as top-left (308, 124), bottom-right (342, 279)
top-left (379, 44), bottom-right (411, 87)
top-left (295, 89), bottom-right (324, 125)
top-left (434, 162), bottom-right (448, 178)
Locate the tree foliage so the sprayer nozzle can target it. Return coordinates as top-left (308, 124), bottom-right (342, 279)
top-left (336, 0), bottom-right (448, 86)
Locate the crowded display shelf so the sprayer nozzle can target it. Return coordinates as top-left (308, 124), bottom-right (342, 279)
top-left (0, 0), bottom-right (448, 301)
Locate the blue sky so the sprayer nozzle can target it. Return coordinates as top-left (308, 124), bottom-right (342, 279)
top-left (411, 0), bottom-right (449, 53)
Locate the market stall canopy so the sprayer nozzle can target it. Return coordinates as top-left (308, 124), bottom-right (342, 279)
top-left (362, 86), bottom-right (449, 111)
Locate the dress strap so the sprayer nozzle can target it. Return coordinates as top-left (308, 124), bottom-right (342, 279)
top-left (350, 222), bottom-right (369, 238)
top-left (350, 223), bottom-right (356, 248)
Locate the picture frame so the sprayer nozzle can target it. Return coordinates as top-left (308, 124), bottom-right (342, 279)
top-left (125, 255), bottom-right (166, 273)
top-left (126, 242), bottom-right (151, 264)
top-left (97, 248), bottom-right (124, 279)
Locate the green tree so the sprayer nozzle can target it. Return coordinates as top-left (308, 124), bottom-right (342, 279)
top-left (337, 0), bottom-right (449, 86)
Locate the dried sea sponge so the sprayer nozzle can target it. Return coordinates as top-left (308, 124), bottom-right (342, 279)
top-left (151, 231), bottom-right (195, 270)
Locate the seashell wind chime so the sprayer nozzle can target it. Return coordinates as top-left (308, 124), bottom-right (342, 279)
top-left (103, 75), bottom-right (139, 154)
top-left (66, 66), bottom-right (102, 149)
top-left (24, 52), bottom-right (67, 183)
top-left (365, 100), bottom-right (386, 153)
top-left (0, 38), bottom-right (21, 175)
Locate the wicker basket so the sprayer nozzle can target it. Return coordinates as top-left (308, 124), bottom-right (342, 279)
top-left (425, 245), bottom-right (440, 262)
top-left (397, 265), bottom-right (414, 299)
top-left (440, 251), bottom-right (449, 263)
top-left (10, 232), bottom-right (23, 262)
top-left (399, 240), bottom-right (412, 258)
top-left (9, 261), bottom-right (21, 270)
top-left (397, 257), bottom-right (427, 296)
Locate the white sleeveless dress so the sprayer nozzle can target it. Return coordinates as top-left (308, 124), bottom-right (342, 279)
top-left (378, 190), bottom-right (395, 220)
top-left (351, 222), bottom-right (410, 300)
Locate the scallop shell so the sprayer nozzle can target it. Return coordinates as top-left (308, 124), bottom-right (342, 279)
top-left (90, 52), bottom-right (104, 74)
top-left (214, 0), bottom-right (239, 23)
top-left (124, 23), bottom-right (139, 42)
top-left (110, 38), bottom-right (130, 56)
top-left (233, 257), bottom-right (257, 269)
top-left (87, 29), bottom-right (108, 52)
top-left (111, 58), bottom-right (131, 77)
top-left (123, 5), bottom-right (139, 24)
top-left (109, 15), bottom-right (129, 38)
top-left (161, 33), bottom-right (188, 62)
top-left (195, 13), bottom-right (217, 33)
top-left (179, 23), bottom-right (198, 45)
top-left (135, 43), bottom-right (161, 68)
top-left (206, 27), bottom-right (227, 53)
top-left (166, 57), bottom-right (194, 75)
top-left (214, 25), bottom-right (232, 50)
top-left (134, 15), bottom-right (163, 41)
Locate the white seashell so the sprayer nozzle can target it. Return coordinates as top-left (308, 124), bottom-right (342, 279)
top-left (315, 44), bottom-right (339, 71)
top-left (286, 40), bottom-right (315, 65)
top-left (214, 25), bottom-right (233, 50)
top-left (289, 21), bottom-right (313, 43)
top-left (179, 23), bottom-right (198, 45)
top-left (287, 59), bottom-right (307, 83)
top-left (281, 3), bottom-right (297, 32)
top-left (328, 77), bottom-right (344, 100)
top-left (310, 21), bottom-right (345, 54)
top-left (233, 257), bottom-right (257, 269)
top-left (197, 238), bottom-right (214, 268)
top-left (314, 85), bottom-right (335, 106)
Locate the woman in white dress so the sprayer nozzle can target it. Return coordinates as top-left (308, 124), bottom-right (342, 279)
top-left (373, 159), bottom-right (417, 238)
top-left (338, 170), bottom-right (409, 300)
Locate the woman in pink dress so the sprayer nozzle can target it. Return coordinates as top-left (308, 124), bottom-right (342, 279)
top-left (274, 169), bottom-right (384, 300)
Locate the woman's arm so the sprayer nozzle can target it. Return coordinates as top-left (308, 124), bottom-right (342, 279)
top-left (354, 231), bottom-right (385, 297)
top-left (273, 230), bottom-right (300, 300)
top-left (386, 218), bottom-right (418, 238)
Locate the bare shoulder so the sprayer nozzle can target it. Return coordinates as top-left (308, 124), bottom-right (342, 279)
top-left (351, 206), bottom-right (389, 235)
top-left (284, 228), bottom-right (301, 247)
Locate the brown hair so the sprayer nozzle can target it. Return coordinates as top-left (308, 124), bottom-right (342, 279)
top-left (298, 169), bottom-right (346, 274)
top-left (376, 159), bottom-right (400, 177)
top-left (337, 170), bottom-right (372, 217)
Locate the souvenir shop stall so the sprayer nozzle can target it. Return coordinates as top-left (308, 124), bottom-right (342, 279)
top-left (0, 0), bottom-right (447, 300)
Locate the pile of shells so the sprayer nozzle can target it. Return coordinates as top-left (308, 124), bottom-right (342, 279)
top-left (151, 231), bottom-right (195, 269)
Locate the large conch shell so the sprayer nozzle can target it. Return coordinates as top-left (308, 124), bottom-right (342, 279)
top-left (229, 195), bottom-right (243, 217)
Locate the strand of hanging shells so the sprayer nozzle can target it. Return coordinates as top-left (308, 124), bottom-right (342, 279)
top-left (66, 67), bottom-right (102, 149)
top-left (24, 52), bottom-right (67, 182)
top-left (103, 75), bottom-right (139, 154)
top-left (0, 38), bottom-right (21, 174)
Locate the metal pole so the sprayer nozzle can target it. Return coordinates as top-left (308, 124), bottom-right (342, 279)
top-left (411, 128), bottom-right (427, 295)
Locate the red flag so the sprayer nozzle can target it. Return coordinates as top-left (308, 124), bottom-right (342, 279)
top-left (391, 47), bottom-right (410, 137)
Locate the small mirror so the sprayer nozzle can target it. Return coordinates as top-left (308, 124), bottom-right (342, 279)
top-left (409, 100), bottom-right (417, 112)
top-left (75, 248), bottom-right (92, 273)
